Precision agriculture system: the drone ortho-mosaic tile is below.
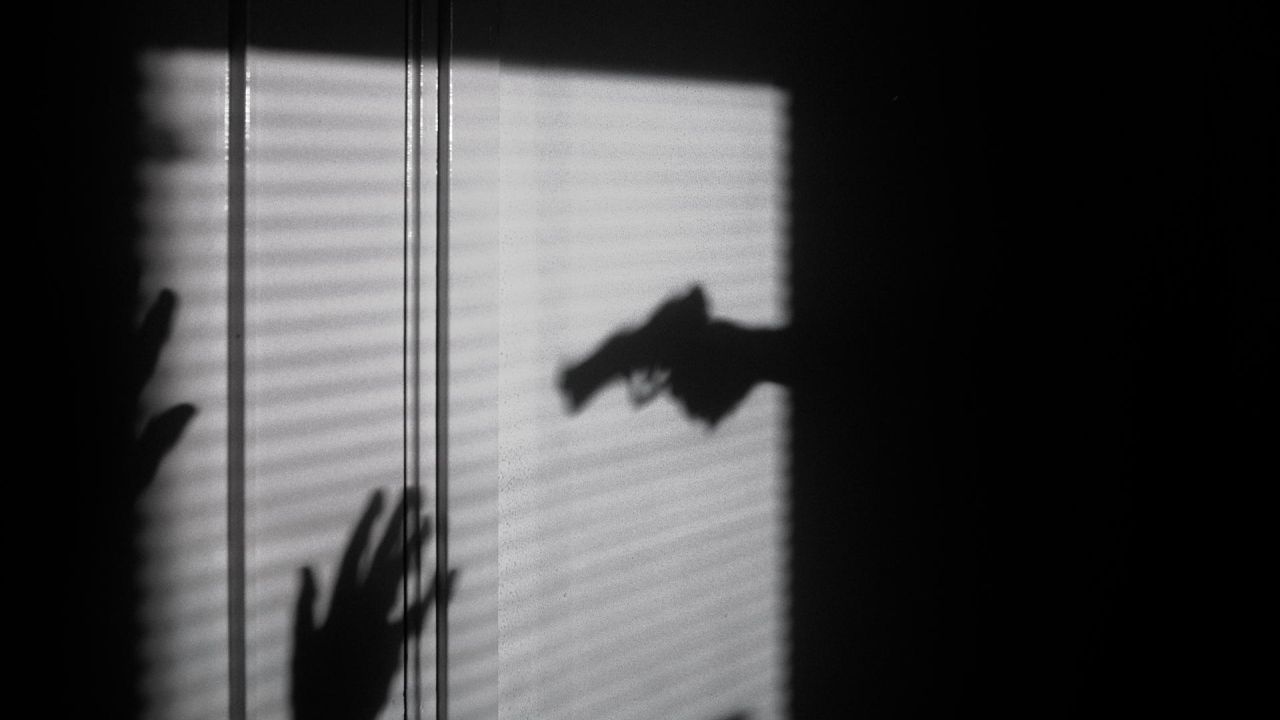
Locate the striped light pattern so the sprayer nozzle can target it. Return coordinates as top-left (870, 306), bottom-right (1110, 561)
top-left (137, 49), bottom-right (438, 720)
top-left (493, 66), bottom-right (791, 720)
top-left (241, 50), bottom-right (437, 720)
top-left (136, 50), bottom-right (232, 720)
top-left (137, 50), bottom-right (789, 720)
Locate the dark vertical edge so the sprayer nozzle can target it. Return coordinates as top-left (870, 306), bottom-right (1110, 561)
top-left (435, 2), bottom-right (452, 720)
top-left (404, 0), bottom-right (424, 718)
top-left (226, 0), bottom-right (249, 719)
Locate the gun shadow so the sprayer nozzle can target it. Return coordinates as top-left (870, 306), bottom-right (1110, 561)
top-left (559, 285), bottom-right (794, 427)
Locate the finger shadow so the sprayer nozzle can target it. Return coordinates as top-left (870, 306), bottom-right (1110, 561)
top-left (291, 489), bottom-right (456, 720)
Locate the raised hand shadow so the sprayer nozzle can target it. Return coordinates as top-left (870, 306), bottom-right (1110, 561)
top-left (132, 288), bottom-right (196, 493)
top-left (558, 285), bottom-right (793, 427)
top-left (292, 488), bottom-right (457, 720)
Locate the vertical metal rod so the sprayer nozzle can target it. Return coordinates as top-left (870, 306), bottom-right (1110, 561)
top-left (403, 0), bottom-right (425, 718)
top-left (435, 1), bottom-right (452, 719)
top-left (226, 1), bottom-right (248, 718)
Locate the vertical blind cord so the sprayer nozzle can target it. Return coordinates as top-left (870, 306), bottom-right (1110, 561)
top-left (226, 0), bottom-right (249, 718)
top-left (435, 2), bottom-right (453, 720)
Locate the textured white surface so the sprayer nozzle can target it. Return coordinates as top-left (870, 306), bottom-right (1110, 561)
top-left (136, 50), bottom-right (231, 720)
top-left (137, 49), bottom-right (789, 720)
top-left (138, 49), bottom-right (439, 720)
top-left (494, 67), bottom-right (791, 720)
top-left (242, 50), bottom-right (437, 720)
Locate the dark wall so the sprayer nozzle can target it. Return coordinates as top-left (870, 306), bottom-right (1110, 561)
top-left (782, 4), bottom-right (986, 714)
top-left (30, 3), bottom-right (227, 717)
top-left (783, 4), bottom-right (1265, 716)
top-left (816, 4), bottom-right (1268, 717)
top-left (32, 5), bottom-right (145, 718)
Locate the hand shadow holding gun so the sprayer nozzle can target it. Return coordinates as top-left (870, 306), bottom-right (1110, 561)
top-left (559, 285), bottom-right (793, 427)
top-left (292, 488), bottom-right (457, 720)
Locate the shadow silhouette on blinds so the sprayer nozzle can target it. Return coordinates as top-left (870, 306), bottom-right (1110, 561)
top-left (136, 49), bottom-right (233, 720)
top-left (492, 66), bottom-right (790, 720)
top-left (137, 49), bottom-right (438, 720)
top-left (138, 50), bottom-right (788, 720)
